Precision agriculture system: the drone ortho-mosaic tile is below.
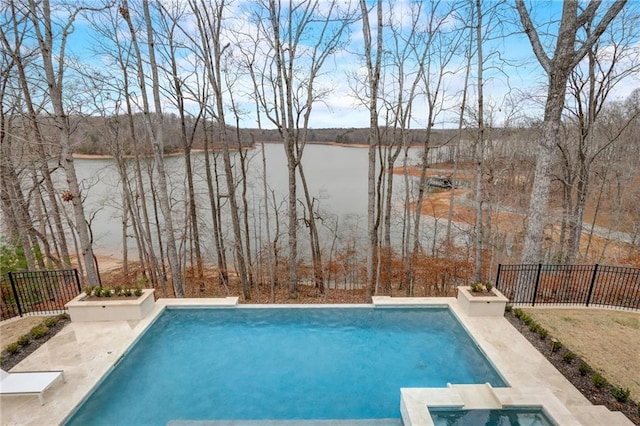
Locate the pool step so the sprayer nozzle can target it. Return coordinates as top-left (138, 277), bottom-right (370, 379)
top-left (449, 384), bottom-right (501, 409)
top-left (168, 420), bottom-right (403, 426)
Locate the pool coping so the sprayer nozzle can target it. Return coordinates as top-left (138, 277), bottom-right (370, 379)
top-left (0, 297), bottom-right (633, 425)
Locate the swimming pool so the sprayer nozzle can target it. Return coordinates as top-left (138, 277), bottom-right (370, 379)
top-left (65, 307), bottom-right (506, 424)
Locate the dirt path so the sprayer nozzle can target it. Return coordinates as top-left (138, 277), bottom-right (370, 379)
top-left (522, 308), bottom-right (640, 399)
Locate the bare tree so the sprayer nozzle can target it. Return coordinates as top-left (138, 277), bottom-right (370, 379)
top-left (359, 0), bottom-right (383, 299)
top-left (24, 0), bottom-right (103, 284)
top-left (408, 1), bottom-right (463, 295)
top-left (1, 1), bottom-right (74, 270)
top-left (189, 0), bottom-right (252, 299)
top-left (119, 0), bottom-right (184, 296)
top-left (157, 1), bottom-right (207, 287)
top-left (472, 0), bottom-right (486, 282)
top-left (84, 3), bottom-right (169, 291)
top-left (559, 10), bottom-right (640, 263)
top-left (516, 0), bottom-right (627, 265)
top-left (202, 116), bottom-right (229, 288)
top-left (0, 48), bottom-right (41, 270)
top-left (378, 2), bottom-right (427, 295)
top-left (446, 5), bottom-right (474, 248)
top-left (248, 0), bottom-right (354, 298)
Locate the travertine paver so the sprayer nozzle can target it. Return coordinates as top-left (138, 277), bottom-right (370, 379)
top-left (0, 297), bottom-right (633, 425)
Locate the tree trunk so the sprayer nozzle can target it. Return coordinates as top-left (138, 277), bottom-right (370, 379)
top-left (189, 0), bottom-right (250, 299)
top-left (520, 78), bottom-right (567, 264)
top-left (141, 0), bottom-right (184, 297)
top-left (117, 45), bottom-right (161, 290)
top-left (30, 0), bottom-right (99, 284)
top-left (298, 162), bottom-right (324, 293)
top-left (260, 143), bottom-right (276, 301)
top-left (168, 36), bottom-right (204, 287)
top-left (285, 142), bottom-right (298, 299)
top-left (473, 0), bottom-right (485, 282)
top-left (203, 122), bottom-right (228, 288)
top-left (516, 0), bottom-right (628, 264)
top-left (0, 9), bottom-right (71, 267)
top-left (360, 0), bottom-right (383, 300)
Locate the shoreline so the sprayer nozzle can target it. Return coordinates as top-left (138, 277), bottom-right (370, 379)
top-left (72, 150), bottom-right (204, 160)
top-left (71, 141), bottom-right (406, 160)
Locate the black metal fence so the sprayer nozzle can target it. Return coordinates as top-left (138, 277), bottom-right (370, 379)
top-left (0, 269), bottom-right (82, 321)
top-left (496, 263), bottom-right (640, 310)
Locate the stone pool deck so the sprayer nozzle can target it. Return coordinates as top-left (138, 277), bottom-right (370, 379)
top-left (0, 297), bottom-right (633, 425)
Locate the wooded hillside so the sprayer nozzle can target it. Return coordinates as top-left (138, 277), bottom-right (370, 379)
top-left (2, 0), bottom-right (639, 301)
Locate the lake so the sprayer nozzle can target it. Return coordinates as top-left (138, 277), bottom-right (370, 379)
top-left (68, 143), bottom-right (451, 259)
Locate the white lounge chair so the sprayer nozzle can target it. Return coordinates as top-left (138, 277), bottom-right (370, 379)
top-left (0, 368), bottom-right (65, 405)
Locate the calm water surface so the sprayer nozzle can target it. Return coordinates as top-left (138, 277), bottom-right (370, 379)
top-left (430, 407), bottom-right (555, 426)
top-left (69, 144), bottom-right (436, 258)
top-left (66, 307), bottom-right (505, 425)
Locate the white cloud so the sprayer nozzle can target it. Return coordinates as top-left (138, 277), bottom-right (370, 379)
top-left (58, 0), bottom-right (640, 131)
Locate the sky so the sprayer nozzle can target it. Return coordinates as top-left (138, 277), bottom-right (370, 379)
top-left (53, 1), bottom-right (640, 129)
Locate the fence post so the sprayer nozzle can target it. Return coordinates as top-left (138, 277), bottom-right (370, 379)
top-left (532, 263), bottom-right (543, 306)
top-left (586, 264), bottom-right (599, 307)
top-left (495, 264), bottom-right (502, 289)
top-left (73, 269), bottom-right (82, 293)
top-left (7, 271), bottom-right (23, 317)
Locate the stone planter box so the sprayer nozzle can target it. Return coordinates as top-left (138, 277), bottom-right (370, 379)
top-left (457, 286), bottom-right (508, 317)
top-left (66, 289), bottom-right (155, 322)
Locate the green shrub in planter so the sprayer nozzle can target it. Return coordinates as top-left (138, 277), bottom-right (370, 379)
top-left (562, 350), bottom-right (576, 364)
top-left (17, 334), bottom-right (30, 346)
top-left (550, 338), bottom-right (562, 353)
top-left (44, 317), bottom-right (57, 328)
top-left (578, 362), bottom-right (591, 376)
top-left (83, 286), bottom-right (95, 296)
top-left (30, 324), bottom-right (49, 339)
top-left (592, 373), bottom-right (607, 389)
top-left (537, 327), bottom-right (548, 339)
top-left (469, 282), bottom-right (484, 292)
top-left (81, 286), bottom-right (145, 298)
top-left (5, 342), bottom-right (20, 354)
top-left (611, 386), bottom-right (630, 403)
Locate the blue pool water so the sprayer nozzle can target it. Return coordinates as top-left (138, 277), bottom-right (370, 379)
top-left (430, 407), bottom-right (555, 425)
top-left (66, 307), bottom-right (505, 424)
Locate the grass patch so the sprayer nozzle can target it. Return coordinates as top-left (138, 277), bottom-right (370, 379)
top-left (1, 313), bottom-right (70, 370)
top-left (507, 308), bottom-right (640, 424)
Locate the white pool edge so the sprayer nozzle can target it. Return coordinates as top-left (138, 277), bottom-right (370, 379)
top-left (2, 296), bottom-right (633, 425)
